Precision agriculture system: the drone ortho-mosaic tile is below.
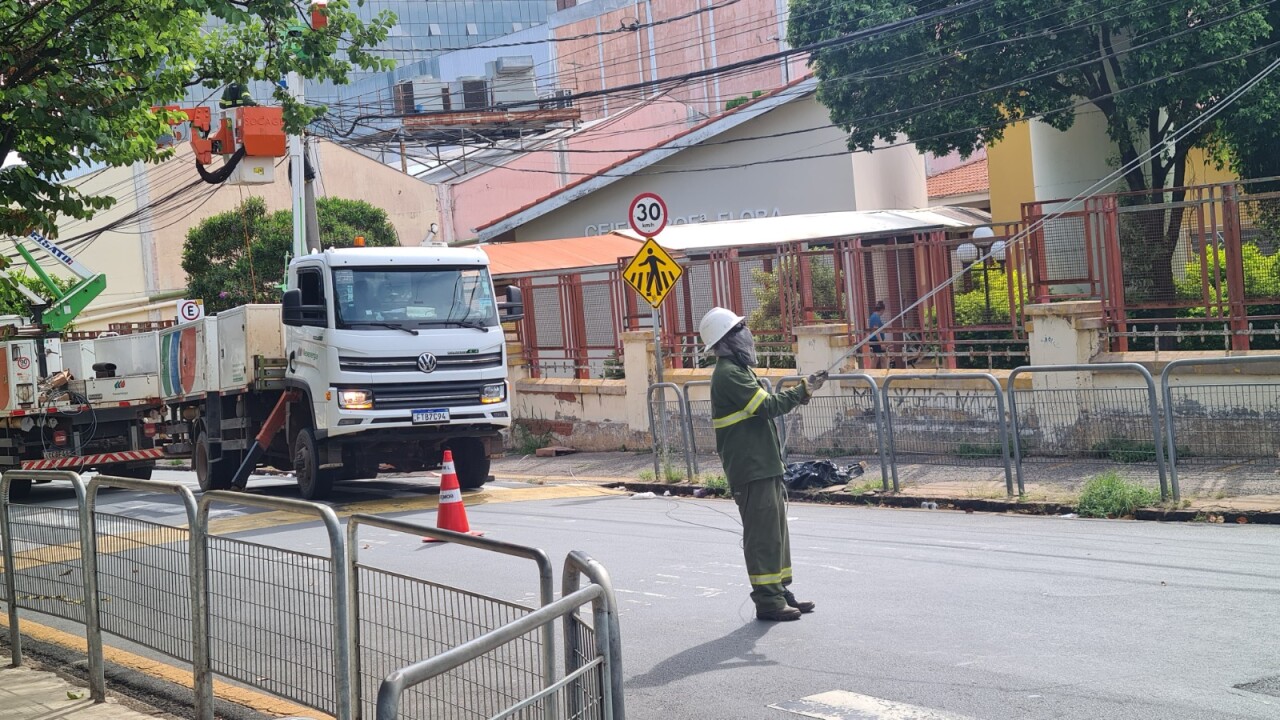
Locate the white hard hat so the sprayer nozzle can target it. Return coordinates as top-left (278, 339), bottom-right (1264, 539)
top-left (699, 306), bottom-right (745, 351)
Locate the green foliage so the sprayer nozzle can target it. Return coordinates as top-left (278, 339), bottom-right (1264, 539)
top-left (662, 462), bottom-right (685, 483)
top-left (0, 0), bottom-right (396, 236)
top-left (0, 271), bottom-right (77, 318)
top-left (1090, 437), bottom-right (1159, 464)
top-left (951, 266), bottom-right (1024, 326)
top-left (638, 470), bottom-right (656, 482)
top-left (790, 1), bottom-right (1280, 295)
top-left (1077, 471), bottom-right (1160, 518)
top-left (182, 197), bottom-right (398, 313)
top-left (603, 353), bottom-right (625, 380)
top-left (699, 472), bottom-right (730, 496)
top-left (749, 256), bottom-right (840, 368)
top-left (1174, 242), bottom-right (1280, 301)
top-left (511, 423), bottom-right (554, 455)
top-left (956, 442), bottom-right (1004, 458)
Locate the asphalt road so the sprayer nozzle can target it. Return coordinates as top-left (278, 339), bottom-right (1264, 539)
top-left (11, 471), bottom-right (1280, 719)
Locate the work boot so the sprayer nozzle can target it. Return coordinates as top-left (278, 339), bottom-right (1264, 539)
top-left (784, 590), bottom-right (815, 613)
top-left (756, 606), bottom-right (802, 622)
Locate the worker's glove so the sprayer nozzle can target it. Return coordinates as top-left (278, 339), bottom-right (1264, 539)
top-left (806, 370), bottom-right (828, 393)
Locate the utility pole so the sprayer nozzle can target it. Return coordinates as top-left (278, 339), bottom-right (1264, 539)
top-left (287, 70), bottom-right (307, 260)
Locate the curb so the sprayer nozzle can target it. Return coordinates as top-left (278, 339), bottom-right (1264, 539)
top-left (606, 481), bottom-right (1280, 523)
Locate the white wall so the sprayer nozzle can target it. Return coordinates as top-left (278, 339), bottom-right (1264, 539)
top-left (1030, 107), bottom-right (1119, 202)
top-left (511, 95), bottom-right (927, 241)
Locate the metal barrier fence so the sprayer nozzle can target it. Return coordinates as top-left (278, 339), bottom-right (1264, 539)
top-left (1008, 364), bottom-right (1167, 499)
top-left (349, 514), bottom-right (557, 720)
top-left (776, 375), bottom-right (890, 491)
top-left (84, 474), bottom-right (211, 712)
top-left (1, 473), bottom-right (624, 720)
top-left (1, 470), bottom-right (106, 701)
top-left (1161, 355), bottom-right (1280, 501)
top-left (881, 374), bottom-right (1014, 495)
top-left (647, 383), bottom-right (693, 483)
top-left (195, 491), bottom-right (352, 718)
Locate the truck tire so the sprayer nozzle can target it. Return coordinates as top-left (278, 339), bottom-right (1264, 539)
top-left (195, 430), bottom-right (234, 492)
top-left (449, 437), bottom-right (490, 490)
top-left (294, 428), bottom-right (335, 500)
top-left (6, 478), bottom-right (32, 501)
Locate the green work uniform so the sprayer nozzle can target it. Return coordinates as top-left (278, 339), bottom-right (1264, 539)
top-left (710, 359), bottom-right (811, 612)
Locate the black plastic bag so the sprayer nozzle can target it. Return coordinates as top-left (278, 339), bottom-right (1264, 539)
top-left (783, 460), bottom-right (864, 491)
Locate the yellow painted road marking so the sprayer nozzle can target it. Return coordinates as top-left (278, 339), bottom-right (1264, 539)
top-left (0, 485), bottom-right (623, 573)
top-left (0, 614), bottom-right (329, 719)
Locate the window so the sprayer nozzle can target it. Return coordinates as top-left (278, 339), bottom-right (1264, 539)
top-left (466, 23), bottom-right (479, 36)
top-left (298, 268), bottom-right (325, 306)
top-left (333, 266), bottom-right (499, 330)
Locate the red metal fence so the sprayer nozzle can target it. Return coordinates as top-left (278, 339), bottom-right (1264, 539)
top-left (1022, 177), bottom-right (1280, 352)
top-left (511, 228), bottom-right (1031, 378)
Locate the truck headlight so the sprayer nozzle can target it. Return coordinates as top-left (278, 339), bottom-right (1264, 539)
top-left (338, 389), bottom-right (373, 410)
top-left (480, 382), bottom-right (506, 404)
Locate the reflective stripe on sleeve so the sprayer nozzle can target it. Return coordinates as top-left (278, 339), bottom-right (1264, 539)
top-left (712, 388), bottom-right (769, 429)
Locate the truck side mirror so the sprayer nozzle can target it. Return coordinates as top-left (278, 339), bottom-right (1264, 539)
top-left (498, 285), bottom-right (524, 322)
top-left (282, 289), bottom-right (305, 326)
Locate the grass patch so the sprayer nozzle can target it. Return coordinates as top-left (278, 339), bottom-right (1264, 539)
top-left (956, 442), bottom-right (1004, 458)
top-left (846, 479), bottom-right (882, 494)
top-left (1088, 437), bottom-right (1192, 464)
top-left (699, 473), bottom-right (730, 496)
top-left (661, 462), bottom-right (685, 483)
top-left (638, 470), bottom-right (656, 482)
top-left (1077, 471), bottom-right (1160, 518)
top-left (511, 423), bottom-right (554, 455)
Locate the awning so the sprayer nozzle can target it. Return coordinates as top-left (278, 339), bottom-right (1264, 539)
top-left (481, 234), bottom-right (644, 278)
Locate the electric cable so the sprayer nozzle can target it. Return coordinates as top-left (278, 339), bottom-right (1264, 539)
top-left (818, 52), bottom-right (1280, 375)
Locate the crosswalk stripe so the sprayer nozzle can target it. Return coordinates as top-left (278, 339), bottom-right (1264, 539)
top-left (770, 690), bottom-right (980, 720)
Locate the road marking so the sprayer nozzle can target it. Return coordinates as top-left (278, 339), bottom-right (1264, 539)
top-left (0, 614), bottom-right (329, 719)
top-left (771, 691), bottom-right (980, 720)
top-left (1, 485), bottom-right (622, 572)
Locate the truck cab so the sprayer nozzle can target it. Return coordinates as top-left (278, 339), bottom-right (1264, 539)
top-left (279, 245), bottom-right (522, 494)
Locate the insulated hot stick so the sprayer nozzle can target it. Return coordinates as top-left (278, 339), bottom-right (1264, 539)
top-left (819, 54), bottom-right (1280, 376)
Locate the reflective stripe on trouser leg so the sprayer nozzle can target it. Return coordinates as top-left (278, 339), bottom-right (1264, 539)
top-left (733, 476), bottom-right (789, 612)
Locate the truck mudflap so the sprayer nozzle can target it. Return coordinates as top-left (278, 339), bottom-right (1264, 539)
top-left (22, 447), bottom-right (165, 470)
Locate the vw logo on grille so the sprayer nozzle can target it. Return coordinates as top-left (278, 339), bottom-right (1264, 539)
top-left (417, 353), bottom-right (438, 373)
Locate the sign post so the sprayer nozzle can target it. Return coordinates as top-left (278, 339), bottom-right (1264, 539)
top-left (623, 193), bottom-right (676, 383)
top-left (624, 192), bottom-right (680, 475)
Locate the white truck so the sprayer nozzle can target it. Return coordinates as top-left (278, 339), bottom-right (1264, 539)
top-left (158, 244), bottom-right (523, 499)
top-left (0, 231), bottom-right (165, 499)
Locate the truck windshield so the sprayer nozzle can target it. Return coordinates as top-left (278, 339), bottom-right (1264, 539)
top-left (333, 266), bottom-right (499, 329)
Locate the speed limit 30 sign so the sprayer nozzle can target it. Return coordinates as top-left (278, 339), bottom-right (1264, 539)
top-left (628, 192), bottom-right (668, 237)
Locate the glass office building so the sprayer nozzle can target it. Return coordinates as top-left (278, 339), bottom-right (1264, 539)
top-left (191, 1), bottom-right (556, 106)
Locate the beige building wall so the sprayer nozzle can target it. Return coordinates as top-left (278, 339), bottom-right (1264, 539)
top-left (29, 140), bottom-right (438, 330)
top-left (511, 95), bottom-right (926, 241)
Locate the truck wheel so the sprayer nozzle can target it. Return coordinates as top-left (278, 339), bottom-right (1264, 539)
top-left (294, 428), bottom-right (334, 500)
top-left (6, 478), bottom-right (32, 501)
top-left (449, 437), bottom-right (490, 490)
top-left (195, 431), bottom-right (233, 492)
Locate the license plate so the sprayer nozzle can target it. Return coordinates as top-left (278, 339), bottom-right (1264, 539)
top-left (412, 408), bottom-right (450, 424)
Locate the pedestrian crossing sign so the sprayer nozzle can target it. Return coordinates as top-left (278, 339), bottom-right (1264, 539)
top-left (622, 237), bottom-right (682, 308)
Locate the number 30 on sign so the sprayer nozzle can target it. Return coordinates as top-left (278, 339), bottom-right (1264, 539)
top-left (628, 192), bottom-right (668, 238)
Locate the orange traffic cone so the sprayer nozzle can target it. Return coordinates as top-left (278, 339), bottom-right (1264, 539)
top-left (423, 450), bottom-right (484, 542)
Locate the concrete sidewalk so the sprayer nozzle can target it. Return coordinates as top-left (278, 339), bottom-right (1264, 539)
top-left (0, 653), bottom-right (173, 719)
top-left (490, 450), bottom-right (1280, 513)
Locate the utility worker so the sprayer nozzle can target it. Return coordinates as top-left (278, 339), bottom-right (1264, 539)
top-left (700, 307), bottom-right (828, 622)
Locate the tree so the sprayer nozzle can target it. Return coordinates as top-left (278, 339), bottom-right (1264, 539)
top-left (183, 196), bottom-right (397, 313)
top-left (0, 270), bottom-right (75, 318)
top-left (789, 1), bottom-right (1280, 299)
top-left (0, 0), bottom-right (394, 237)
